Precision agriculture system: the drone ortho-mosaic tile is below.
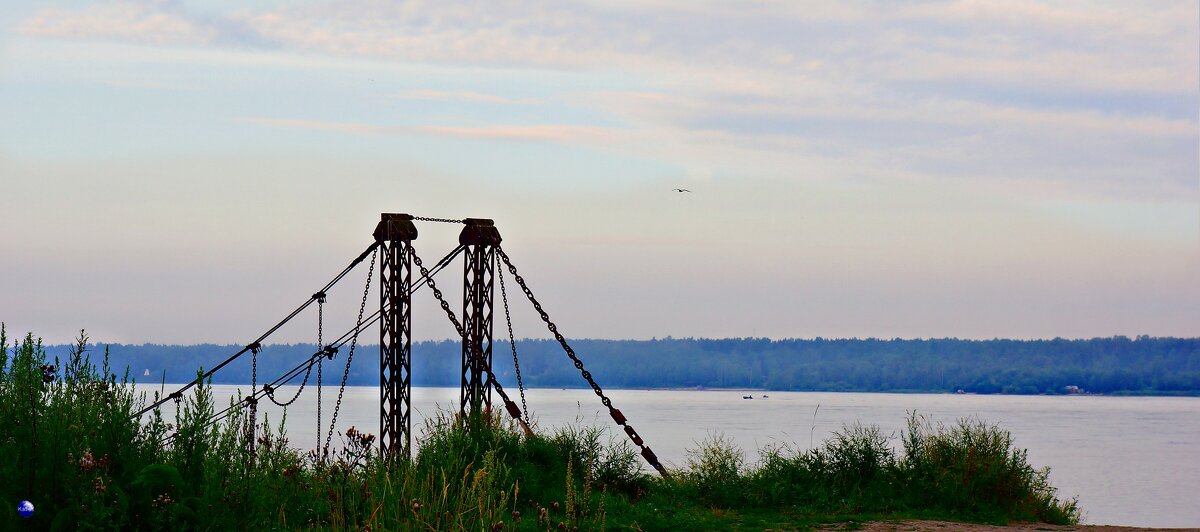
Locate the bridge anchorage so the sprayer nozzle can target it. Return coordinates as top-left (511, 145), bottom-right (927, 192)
top-left (137, 213), bottom-right (667, 477)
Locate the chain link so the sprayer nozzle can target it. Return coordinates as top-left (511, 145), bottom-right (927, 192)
top-left (263, 362), bottom-right (312, 407)
top-left (251, 348), bottom-right (257, 396)
top-left (412, 215), bottom-right (465, 224)
top-left (411, 246), bottom-right (465, 336)
top-left (497, 266), bottom-right (528, 423)
top-left (495, 247), bottom-right (666, 475)
top-left (495, 248), bottom-right (609, 406)
top-left (316, 295), bottom-right (324, 452)
top-left (411, 246), bottom-right (527, 422)
top-left (249, 344), bottom-right (258, 463)
top-left (322, 247), bottom-right (376, 460)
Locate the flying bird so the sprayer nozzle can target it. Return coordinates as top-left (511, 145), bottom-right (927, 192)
top-left (672, 188), bottom-right (692, 193)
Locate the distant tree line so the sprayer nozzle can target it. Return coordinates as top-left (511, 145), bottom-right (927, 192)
top-left (39, 336), bottom-right (1200, 396)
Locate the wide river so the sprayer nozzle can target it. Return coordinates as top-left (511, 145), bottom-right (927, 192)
top-left (152, 385), bottom-right (1198, 528)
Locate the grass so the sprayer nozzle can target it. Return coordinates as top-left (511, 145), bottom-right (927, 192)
top-left (1, 326), bottom-right (1079, 530)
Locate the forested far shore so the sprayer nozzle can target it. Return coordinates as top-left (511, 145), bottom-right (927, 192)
top-left (30, 336), bottom-right (1199, 396)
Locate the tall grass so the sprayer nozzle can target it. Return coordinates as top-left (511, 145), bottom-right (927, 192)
top-left (1, 326), bottom-right (1079, 530)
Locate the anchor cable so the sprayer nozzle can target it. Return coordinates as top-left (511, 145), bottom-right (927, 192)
top-left (156, 244), bottom-right (463, 449)
top-left (496, 246), bottom-right (667, 476)
top-left (133, 242), bottom-right (380, 418)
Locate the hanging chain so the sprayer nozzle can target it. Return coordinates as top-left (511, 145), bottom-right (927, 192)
top-left (411, 246), bottom-right (528, 426)
top-left (412, 215), bottom-right (465, 224)
top-left (263, 363), bottom-right (312, 407)
top-left (322, 248), bottom-right (376, 460)
top-left (497, 266), bottom-right (528, 423)
top-left (251, 347), bottom-right (257, 396)
top-left (411, 247), bottom-right (463, 336)
top-left (495, 247), bottom-right (667, 475)
top-left (316, 293), bottom-right (325, 452)
top-left (248, 343), bottom-right (261, 465)
top-left (495, 248), bottom-right (609, 407)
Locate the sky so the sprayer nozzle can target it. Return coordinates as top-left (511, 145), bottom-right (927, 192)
top-left (0, 0), bottom-right (1197, 345)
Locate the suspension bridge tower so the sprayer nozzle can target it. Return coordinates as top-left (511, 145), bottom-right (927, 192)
top-left (376, 213), bottom-right (417, 458)
top-left (459, 218), bottom-right (501, 418)
top-left (141, 211), bottom-right (665, 475)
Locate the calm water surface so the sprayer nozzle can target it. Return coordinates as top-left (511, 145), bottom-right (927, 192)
top-left (153, 386), bottom-right (1199, 528)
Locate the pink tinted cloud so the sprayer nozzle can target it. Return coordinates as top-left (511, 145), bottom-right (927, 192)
top-left (19, 2), bottom-right (217, 46)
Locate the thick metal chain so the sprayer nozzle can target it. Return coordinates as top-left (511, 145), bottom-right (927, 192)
top-left (411, 246), bottom-right (465, 337)
top-left (322, 248), bottom-right (376, 459)
top-left (412, 215), bottom-right (465, 224)
top-left (495, 248), bottom-right (609, 406)
top-left (497, 266), bottom-right (528, 423)
top-left (495, 247), bottom-right (667, 475)
top-left (411, 246), bottom-right (527, 422)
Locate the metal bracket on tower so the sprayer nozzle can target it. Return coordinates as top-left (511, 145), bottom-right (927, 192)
top-left (459, 218), bottom-right (501, 418)
top-left (376, 213), bottom-right (418, 458)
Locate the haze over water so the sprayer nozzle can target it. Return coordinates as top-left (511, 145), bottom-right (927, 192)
top-left (160, 385), bottom-right (1199, 529)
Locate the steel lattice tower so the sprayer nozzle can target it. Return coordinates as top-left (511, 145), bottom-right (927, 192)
top-left (459, 218), bottom-right (501, 418)
top-left (376, 213), bottom-right (417, 458)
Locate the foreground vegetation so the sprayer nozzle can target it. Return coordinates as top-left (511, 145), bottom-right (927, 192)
top-left (3, 327), bottom-right (1079, 530)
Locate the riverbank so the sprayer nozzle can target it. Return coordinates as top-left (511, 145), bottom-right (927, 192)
top-left (4, 332), bottom-right (1081, 530)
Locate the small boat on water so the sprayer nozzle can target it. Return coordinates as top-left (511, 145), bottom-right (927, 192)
top-left (742, 395), bottom-right (753, 399)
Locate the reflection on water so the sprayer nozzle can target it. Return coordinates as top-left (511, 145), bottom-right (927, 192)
top-left (138, 385), bottom-right (1199, 528)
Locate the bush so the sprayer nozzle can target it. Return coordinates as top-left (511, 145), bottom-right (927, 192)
top-left (899, 413), bottom-right (1079, 523)
top-left (684, 432), bottom-right (745, 506)
top-left (669, 414), bottom-right (1078, 525)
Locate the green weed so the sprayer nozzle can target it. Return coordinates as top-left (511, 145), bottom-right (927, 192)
top-left (0, 325), bottom-right (1080, 530)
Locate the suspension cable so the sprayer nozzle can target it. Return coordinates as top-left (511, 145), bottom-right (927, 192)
top-left (133, 242), bottom-right (380, 418)
top-left (156, 244), bottom-right (463, 448)
top-left (160, 347), bottom-right (327, 448)
top-left (495, 246), bottom-right (667, 476)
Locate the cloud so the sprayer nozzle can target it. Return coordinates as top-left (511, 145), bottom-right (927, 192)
top-left (415, 124), bottom-right (615, 142)
top-left (16, 0), bottom-right (1199, 199)
top-left (230, 116), bottom-right (617, 143)
top-left (389, 89), bottom-right (535, 105)
top-left (18, 1), bottom-right (218, 46)
top-left (228, 116), bottom-right (403, 136)
top-left (22, 1), bottom-right (1195, 93)
top-left (20, 1), bottom-right (1196, 99)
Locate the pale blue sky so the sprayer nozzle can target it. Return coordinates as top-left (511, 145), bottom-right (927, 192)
top-left (1, 1), bottom-right (1197, 344)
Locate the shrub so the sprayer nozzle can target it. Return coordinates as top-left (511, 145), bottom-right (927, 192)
top-left (899, 413), bottom-right (1079, 523)
top-left (684, 432), bottom-right (745, 506)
